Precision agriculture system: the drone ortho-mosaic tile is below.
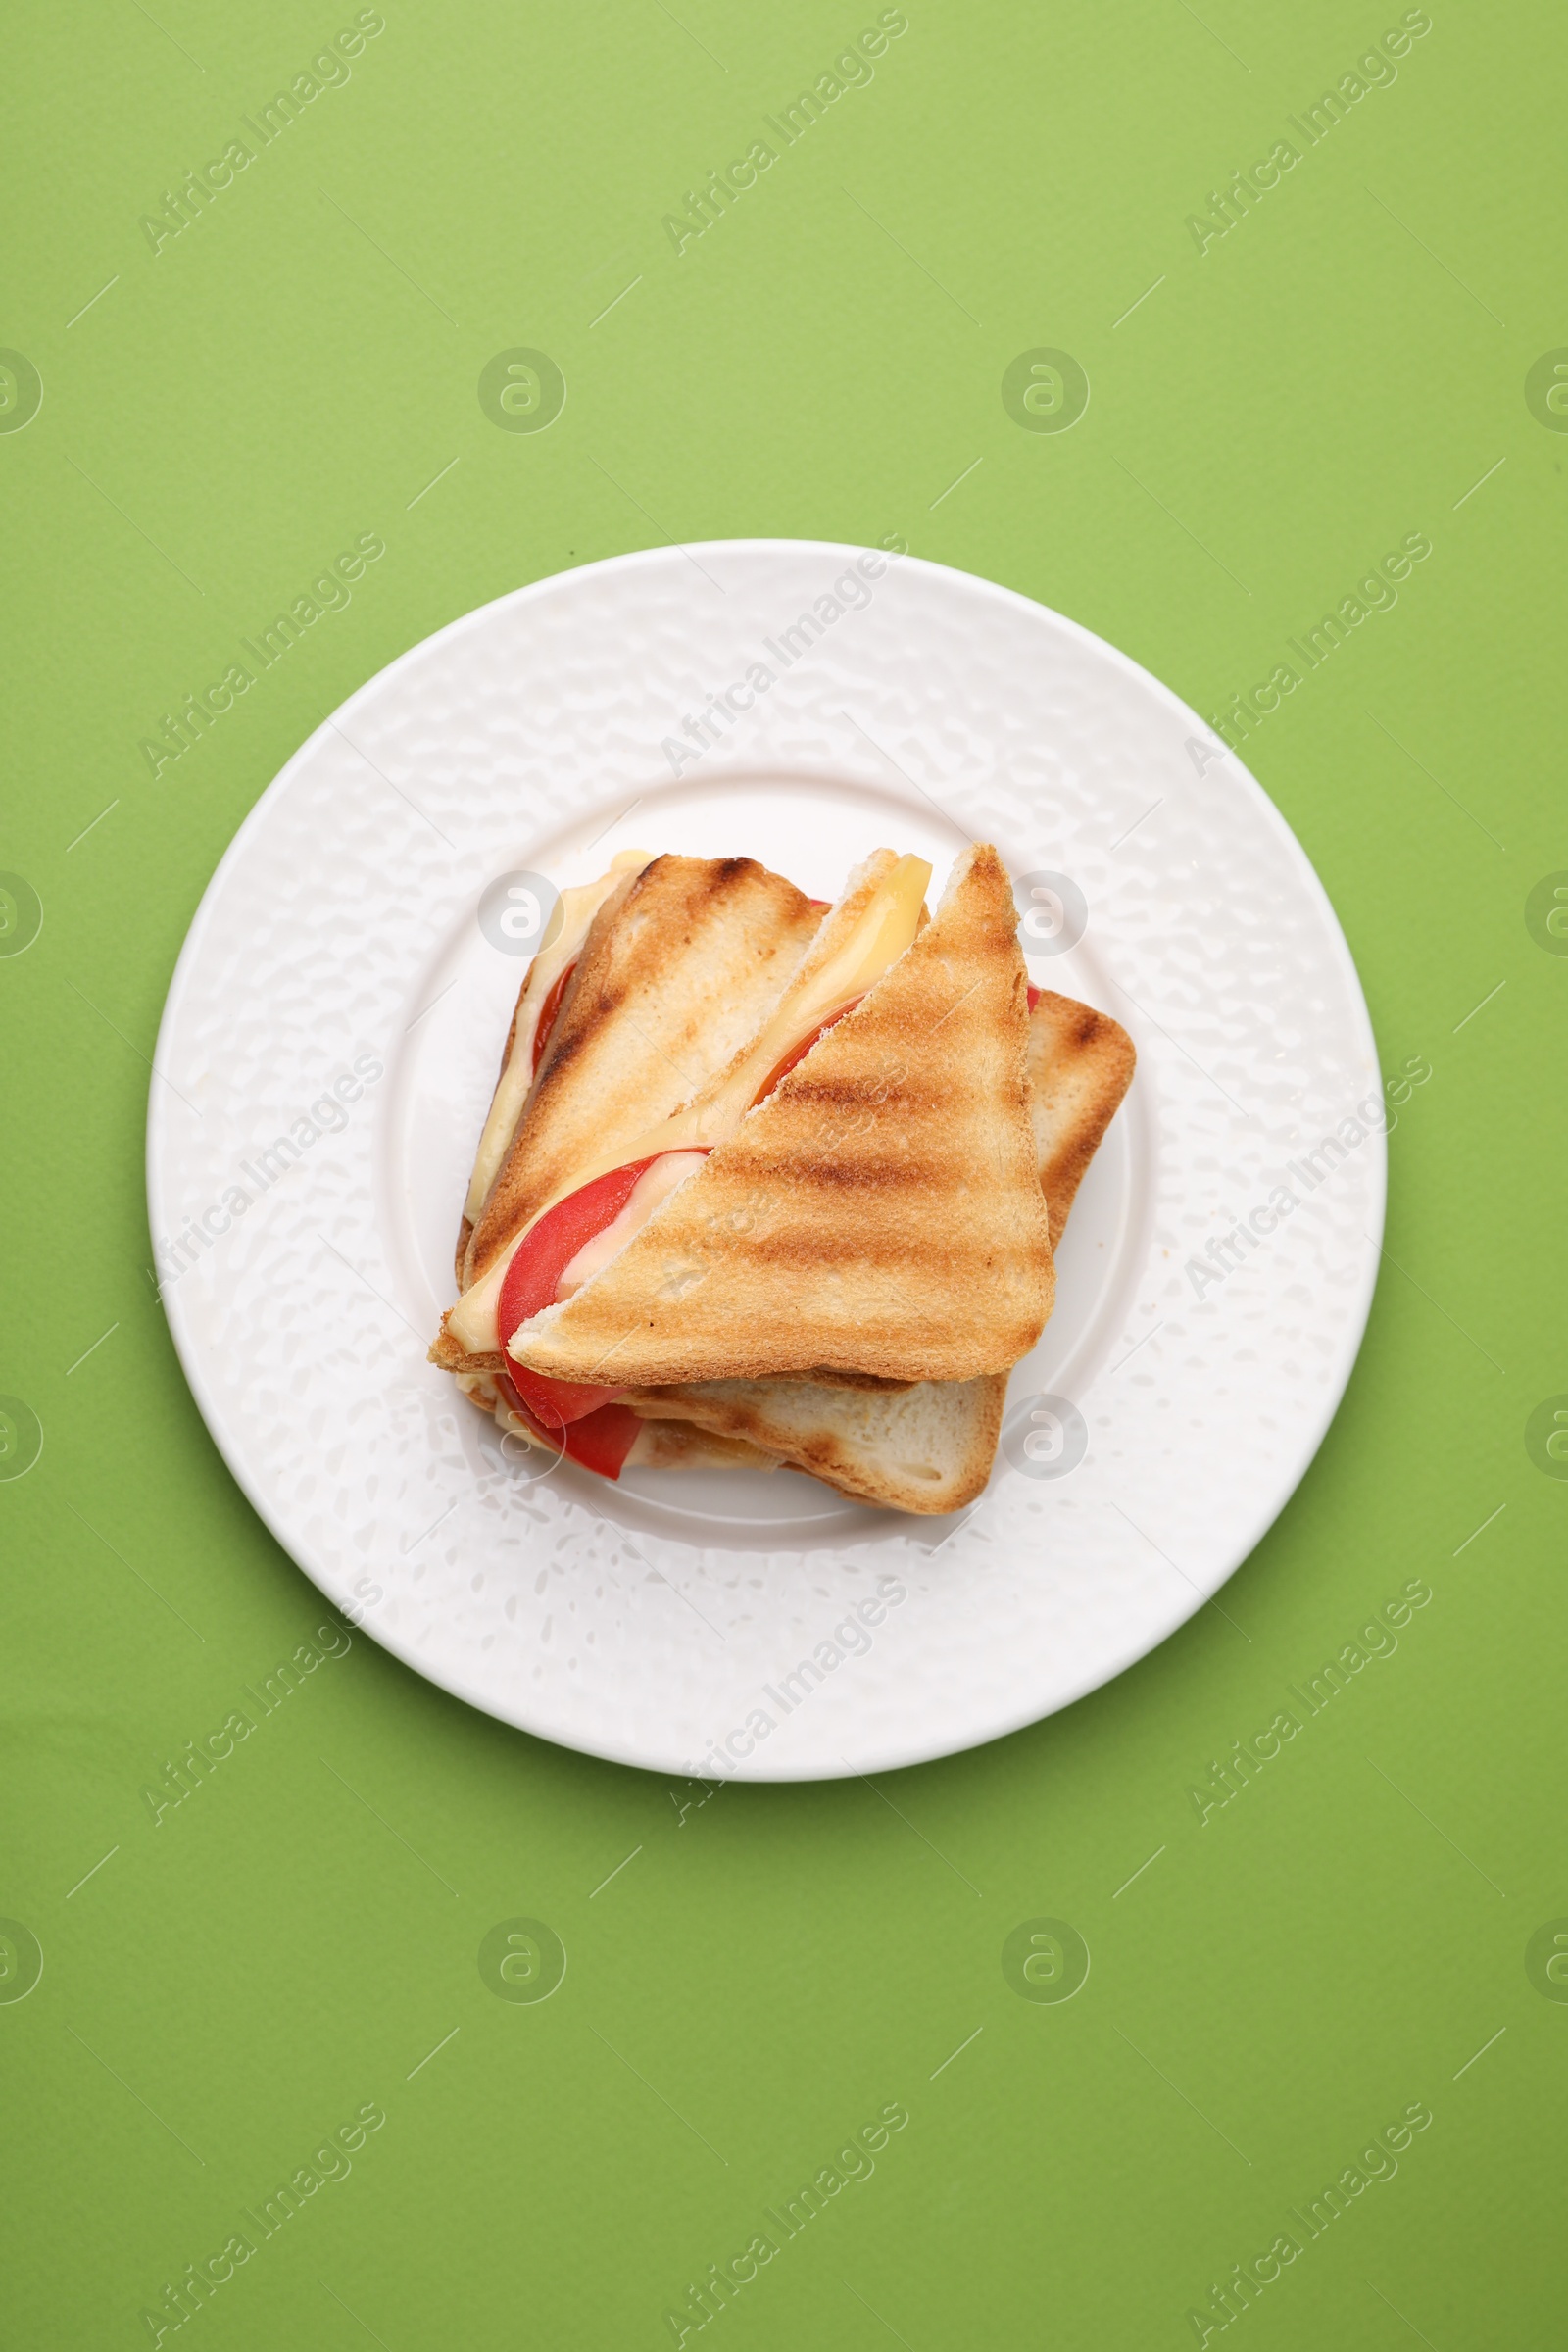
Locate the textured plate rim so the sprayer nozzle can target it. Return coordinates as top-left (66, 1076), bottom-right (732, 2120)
top-left (148, 538), bottom-right (1386, 1779)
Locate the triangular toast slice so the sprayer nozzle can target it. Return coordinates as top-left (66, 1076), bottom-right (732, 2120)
top-left (625, 988), bottom-right (1135, 1510)
top-left (456, 852), bottom-right (822, 1298)
top-left (507, 845), bottom-right (1053, 1388)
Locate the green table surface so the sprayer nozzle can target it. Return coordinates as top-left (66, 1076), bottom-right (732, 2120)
top-left (4, 2), bottom-right (1564, 2344)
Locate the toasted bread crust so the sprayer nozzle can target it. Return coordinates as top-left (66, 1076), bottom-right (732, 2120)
top-left (438, 854), bottom-right (1138, 1514)
top-left (1026, 990), bottom-right (1136, 1248)
top-left (464, 856), bottom-right (821, 1287)
top-left (511, 844), bottom-right (1054, 1387)
top-left (431, 1333), bottom-right (506, 1373)
top-left (455, 964), bottom-right (535, 1282)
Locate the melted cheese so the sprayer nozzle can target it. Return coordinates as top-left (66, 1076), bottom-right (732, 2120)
top-left (448, 1234), bottom-right (515, 1353)
top-left (457, 1370), bottom-right (558, 1451)
top-left (552, 1152), bottom-right (710, 1303)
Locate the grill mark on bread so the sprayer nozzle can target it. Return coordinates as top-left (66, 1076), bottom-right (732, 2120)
top-left (530, 1007), bottom-right (591, 1091)
top-left (703, 1227), bottom-right (1029, 1279)
top-left (734, 1153), bottom-right (943, 1196)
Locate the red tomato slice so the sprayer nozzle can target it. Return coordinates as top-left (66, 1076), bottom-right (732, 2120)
top-left (807, 897), bottom-right (831, 911)
top-left (496, 1156), bottom-right (656, 1427)
top-left (530, 958), bottom-right (576, 1075)
top-left (1026, 983), bottom-right (1041, 1012)
top-left (496, 1373), bottom-right (643, 1479)
top-left (559, 1399), bottom-right (645, 1477)
top-left (495, 1150), bottom-right (710, 1428)
top-left (503, 1361), bottom-right (615, 1434)
top-left (751, 996), bottom-right (865, 1106)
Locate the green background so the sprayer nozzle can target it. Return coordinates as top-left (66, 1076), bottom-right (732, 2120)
top-left (3, 1), bottom-right (1564, 2343)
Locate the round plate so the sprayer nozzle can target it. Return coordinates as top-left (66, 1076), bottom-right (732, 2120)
top-left (148, 541), bottom-right (1384, 1781)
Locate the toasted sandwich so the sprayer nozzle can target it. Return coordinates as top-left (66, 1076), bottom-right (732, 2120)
top-left (435, 841), bottom-right (1132, 1514)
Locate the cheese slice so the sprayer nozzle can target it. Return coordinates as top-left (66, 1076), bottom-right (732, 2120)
top-left (556, 1152), bottom-right (710, 1298)
top-left (463, 850), bottom-right (649, 1223)
top-left (447, 852), bottom-right (931, 1357)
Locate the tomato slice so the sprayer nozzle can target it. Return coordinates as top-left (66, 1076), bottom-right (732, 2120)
top-left (1026, 983), bottom-right (1041, 1012)
top-left (561, 1400), bottom-right (645, 1477)
top-left (530, 958), bottom-right (576, 1075)
top-left (495, 1151), bottom-right (713, 1428)
top-left (496, 1373), bottom-right (643, 1479)
top-left (496, 1156), bottom-right (656, 1426)
top-left (751, 996), bottom-right (865, 1106)
top-left (504, 1363), bottom-right (618, 1436)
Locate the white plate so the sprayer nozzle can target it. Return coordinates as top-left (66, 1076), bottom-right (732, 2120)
top-left (149, 541), bottom-right (1384, 1781)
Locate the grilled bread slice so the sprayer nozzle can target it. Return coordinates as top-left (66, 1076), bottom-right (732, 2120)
top-left (627, 989), bottom-right (1136, 1511)
top-left (1027, 988), bottom-right (1139, 1250)
top-left (507, 844), bottom-right (1053, 1389)
top-left (632, 1373), bottom-right (1006, 1514)
top-left (460, 854), bottom-right (822, 1294)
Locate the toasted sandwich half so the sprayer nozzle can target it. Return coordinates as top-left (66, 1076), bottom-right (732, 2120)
top-left (500, 843), bottom-right (1053, 1392)
top-left (435, 851), bottom-right (825, 1373)
top-left (438, 843), bottom-right (1132, 1513)
top-left (624, 988), bottom-right (1135, 1511)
